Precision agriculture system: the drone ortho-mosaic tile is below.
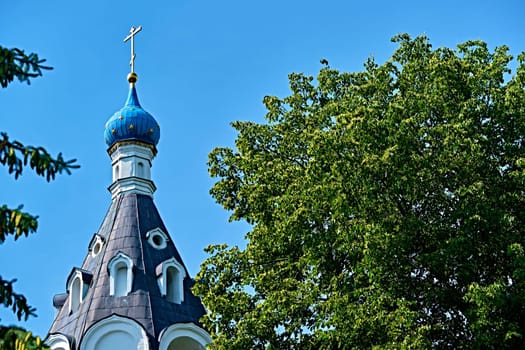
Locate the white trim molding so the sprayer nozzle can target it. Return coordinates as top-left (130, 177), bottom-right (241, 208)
top-left (66, 268), bottom-right (92, 314)
top-left (108, 176), bottom-right (156, 199)
top-left (108, 142), bottom-right (157, 198)
top-left (156, 258), bottom-right (186, 304)
top-left (88, 234), bottom-right (105, 258)
top-left (158, 323), bottom-right (211, 350)
top-left (146, 227), bottom-right (169, 250)
top-left (80, 315), bottom-right (150, 350)
top-left (45, 333), bottom-right (71, 350)
top-left (108, 252), bottom-right (134, 297)
top-left (110, 143), bottom-right (154, 181)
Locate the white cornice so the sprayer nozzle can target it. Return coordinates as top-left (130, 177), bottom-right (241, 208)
top-left (108, 177), bottom-right (156, 198)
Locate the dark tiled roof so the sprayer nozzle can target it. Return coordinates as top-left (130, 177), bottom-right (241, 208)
top-left (48, 193), bottom-right (206, 350)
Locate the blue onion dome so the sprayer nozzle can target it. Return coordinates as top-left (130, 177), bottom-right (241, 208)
top-left (104, 73), bottom-right (160, 148)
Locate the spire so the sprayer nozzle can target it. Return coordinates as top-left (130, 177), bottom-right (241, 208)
top-left (46, 26), bottom-right (211, 350)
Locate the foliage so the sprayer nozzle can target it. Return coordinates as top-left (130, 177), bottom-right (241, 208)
top-left (0, 132), bottom-right (78, 182)
top-left (0, 46), bottom-right (51, 88)
top-left (0, 131), bottom-right (79, 243)
top-left (0, 327), bottom-right (46, 350)
top-left (0, 278), bottom-right (35, 323)
top-left (1, 46), bottom-right (78, 349)
top-left (195, 34), bottom-right (525, 348)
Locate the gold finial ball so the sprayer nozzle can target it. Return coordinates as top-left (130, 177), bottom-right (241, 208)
top-left (127, 72), bottom-right (138, 83)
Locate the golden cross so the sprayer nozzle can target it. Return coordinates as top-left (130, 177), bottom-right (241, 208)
top-left (123, 26), bottom-right (142, 73)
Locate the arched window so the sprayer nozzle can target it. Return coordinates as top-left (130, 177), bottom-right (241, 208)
top-left (113, 165), bottom-right (119, 181)
top-left (137, 162), bottom-right (144, 178)
top-left (66, 269), bottom-right (92, 314)
top-left (81, 315), bottom-right (150, 350)
top-left (70, 277), bottom-right (81, 312)
top-left (108, 253), bottom-right (133, 297)
top-left (115, 264), bottom-right (128, 297)
top-left (166, 266), bottom-right (180, 303)
top-left (156, 258), bottom-right (186, 304)
top-left (158, 323), bottom-right (211, 350)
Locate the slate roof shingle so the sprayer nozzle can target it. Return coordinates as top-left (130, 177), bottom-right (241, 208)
top-left (48, 193), bottom-right (206, 350)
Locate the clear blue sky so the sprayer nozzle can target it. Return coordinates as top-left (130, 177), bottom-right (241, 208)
top-left (1, 0), bottom-right (523, 338)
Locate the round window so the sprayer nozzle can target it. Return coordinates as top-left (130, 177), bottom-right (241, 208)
top-left (147, 229), bottom-right (167, 249)
top-left (92, 241), bottom-right (102, 257)
top-left (152, 234), bottom-right (163, 246)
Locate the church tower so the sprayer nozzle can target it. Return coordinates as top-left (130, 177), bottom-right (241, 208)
top-left (46, 27), bottom-right (211, 350)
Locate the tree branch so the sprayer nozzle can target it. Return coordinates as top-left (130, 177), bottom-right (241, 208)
top-left (0, 132), bottom-right (79, 181)
top-left (0, 46), bottom-right (52, 88)
top-left (0, 206), bottom-right (38, 243)
top-left (0, 277), bottom-right (36, 322)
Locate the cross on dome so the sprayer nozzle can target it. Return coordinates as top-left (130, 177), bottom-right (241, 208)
top-left (124, 25), bottom-right (142, 74)
top-left (104, 25), bottom-right (160, 150)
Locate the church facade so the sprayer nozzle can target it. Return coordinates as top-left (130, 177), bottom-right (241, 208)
top-left (45, 30), bottom-right (211, 349)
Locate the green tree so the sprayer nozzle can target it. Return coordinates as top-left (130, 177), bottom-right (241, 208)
top-left (195, 34), bottom-right (525, 349)
top-left (0, 45), bottom-right (78, 350)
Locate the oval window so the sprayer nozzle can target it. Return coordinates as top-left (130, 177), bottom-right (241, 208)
top-left (148, 231), bottom-right (167, 249)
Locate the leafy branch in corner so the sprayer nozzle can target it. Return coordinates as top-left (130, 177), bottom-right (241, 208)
top-left (0, 205), bottom-right (38, 243)
top-left (0, 45), bottom-right (58, 349)
top-left (0, 47), bottom-right (52, 88)
top-left (0, 132), bottom-right (79, 182)
top-left (0, 278), bottom-right (36, 322)
top-left (0, 326), bottom-right (47, 350)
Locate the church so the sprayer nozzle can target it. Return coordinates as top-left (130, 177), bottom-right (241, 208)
top-left (45, 27), bottom-right (212, 350)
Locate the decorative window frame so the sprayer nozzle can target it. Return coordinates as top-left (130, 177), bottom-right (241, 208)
top-left (88, 234), bottom-right (105, 258)
top-left (108, 252), bottom-right (134, 297)
top-left (110, 143), bottom-right (153, 181)
top-left (156, 258), bottom-right (186, 304)
top-left (45, 333), bottom-right (71, 350)
top-left (158, 323), bottom-right (211, 350)
top-left (66, 268), bottom-right (92, 314)
top-left (80, 314), bottom-right (150, 350)
top-left (146, 227), bottom-right (169, 250)
top-left (137, 161), bottom-right (145, 178)
top-left (108, 143), bottom-right (156, 198)
top-left (113, 164), bottom-right (120, 182)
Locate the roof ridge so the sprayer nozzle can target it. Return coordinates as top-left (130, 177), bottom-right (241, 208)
top-left (135, 194), bottom-right (157, 339)
top-left (78, 194), bottom-right (124, 344)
